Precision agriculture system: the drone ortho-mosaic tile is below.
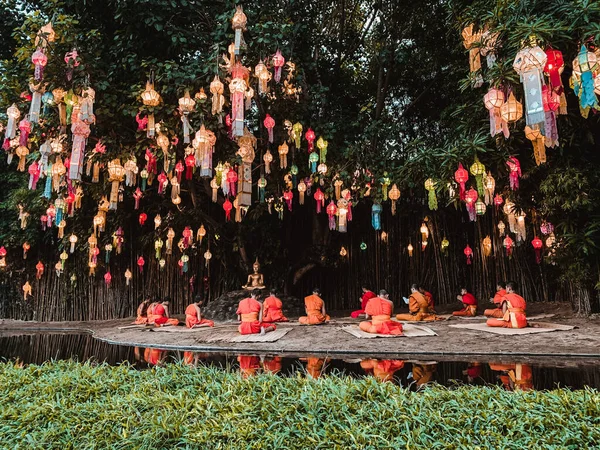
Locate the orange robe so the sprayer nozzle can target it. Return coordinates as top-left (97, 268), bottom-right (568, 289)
top-left (236, 298), bottom-right (276, 335)
top-left (184, 304), bottom-right (215, 328)
top-left (351, 290), bottom-right (376, 318)
top-left (489, 363), bottom-right (533, 391)
top-left (144, 348), bottom-right (165, 366)
top-left (484, 289), bottom-right (506, 318)
top-left (262, 356), bottom-right (282, 374)
top-left (132, 302), bottom-right (149, 324)
top-left (262, 296), bottom-right (288, 323)
top-left (423, 291), bottom-right (435, 310)
top-left (453, 292), bottom-right (478, 316)
top-left (412, 363), bottom-right (437, 386)
top-left (487, 293), bottom-right (527, 328)
top-left (360, 359), bottom-right (404, 382)
top-left (396, 292), bottom-right (439, 321)
top-left (153, 303), bottom-right (180, 326)
top-left (359, 297), bottom-right (403, 335)
top-left (303, 357), bottom-right (326, 378)
top-left (238, 355), bottom-right (261, 378)
top-left (146, 303), bottom-right (161, 324)
top-left (299, 295), bottom-right (330, 324)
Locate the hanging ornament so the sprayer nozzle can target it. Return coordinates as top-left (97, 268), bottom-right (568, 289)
top-left (407, 243), bottom-right (413, 257)
top-left (141, 81), bottom-right (161, 138)
top-left (503, 200), bottom-right (517, 233)
top-left (104, 244), bottom-right (112, 264)
top-left (424, 179), bottom-right (437, 211)
top-left (532, 237), bottom-right (543, 264)
top-left (31, 47), bottom-right (48, 81)
top-left (263, 114), bottom-right (275, 143)
top-left (3, 104), bottom-right (19, 148)
top-left (500, 92), bottom-right (523, 123)
top-left (68, 233), bottom-right (78, 253)
top-left (482, 236), bottom-right (492, 257)
top-left (298, 181), bottom-right (307, 205)
top-left (454, 163), bottom-right (469, 200)
top-left (337, 199), bottom-right (348, 232)
top-left (223, 198), bottom-right (233, 221)
top-left (326, 201), bottom-right (337, 230)
top-left (483, 172), bottom-right (495, 205)
top-left (272, 49), bottom-right (285, 82)
top-left (64, 48), bottom-right (80, 81)
top-left (503, 236), bottom-right (514, 257)
top-left (388, 184), bottom-right (400, 215)
top-left (314, 188), bottom-right (325, 213)
top-left (461, 24), bottom-right (483, 87)
top-left (197, 225), bottom-right (206, 245)
top-left (340, 246), bottom-right (347, 257)
top-left (178, 90), bottom-right (196, 144)
top-left (525, 125), bottom-right (546, 165)
top-left (305, 128), bottom-right (315, 152)
top-left (506, 156), bottom-right (521, 190)
top-left (542, 85), bottom-right (559, 149)
top-left (138, 213), bottom-right (147, 227)
top-left (441, 237), bottom-right (449, 255)
top-left (137, 256), bottom-right (145, 273)
top-left (193, 126), bottom-right (216, 178)
top-left (154, 214), bottom-right (162, 230)
top-left (154, 238), bottom-right (163, 260)
top-left (483, 88), bottom-right (508, 138)
top-left (494, 194), bottom-right (503, 209)
top-left (107, 159), bottom-right (125, 210)
top-left (210, 178), bottom-right (219, 203)
top-left (470, 157), bottom-right (486, 197)
top-left (124, 269), bottom-right (132, 286)
top-left (292, 122), bottom-right (302, 148)
top-left (475, 199), bottom-right (486, 216)
top-left (571, 45), bottom-right (599, 118)
top-left (102, 271), bottom-right (111, 287)
top-left (316, 137), bottom-right (328, 163)
top-left (515, 212), bottom-right (527, 242)
top-left (231, 5), bottom-right (247, 55)
top-left (263, 150), bottom-right (273, 174)
top-left (36, 261), bottom-right (44, 279)
top-left (540, 221), bottom-right (554, 236)
top-left (290, 164), bottom-right (298, 188)
top-left (544, 48), bottom-right (564, 93)
top-left (513, 43), bottom-right (547, 127)
top-left (278, 142), bottom-right (289, 169)
top-left (157, 172), bottom-right (168, 195)
top-left (464, 245), bottom-right (473, 265)
top-left (282, 189), bottom-right (293, 210)
top-left (166, 228), bottom-right (175, 255)
top-left (233, 195), bottom-right (242, 222)
top-left (22, 242), bottom-right (30, 259)
top-left (464, 188), bottom-right (478, 221)
top-left (230, 63), bottom-right (249, 137)
top-left (546, 233), bottom-right (556, 249)
top-left (371, 203), bottom-right (382, 231)
top-left (204, 249), bottom-right (212, 267)
top-left (210, 75), bottom-right (225, 117)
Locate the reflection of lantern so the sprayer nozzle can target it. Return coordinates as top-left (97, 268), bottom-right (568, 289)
top-left (326, 201), bottom-right (337, 230)
top-left (464, 245), bottom-right (473, 265)
top-left (407, 244), bottom-right (413, 257)
top-left (483, 236), bottom-right (492, 257)
top-left (424, 179), bottom-right (437, 210)
top-left (532, 237), bottom-right (543, 264)
top-left (155, 239), bottom-right (163, 259)
top-left (104, 271), bottom-right (112, 287)
top-left (389, 184), bottom-right (400, 215)
top-left (500, 92), bottom-right (523, 123)
top-left (23, 281), bottom-right (32, 300)
top-left (454, 163), bottom-right (468, 200)
top-left (314, 189), bottom-right (325, 213)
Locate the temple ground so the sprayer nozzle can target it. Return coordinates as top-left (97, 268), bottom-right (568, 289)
top-left (2, 302), bottom-right (600, 364)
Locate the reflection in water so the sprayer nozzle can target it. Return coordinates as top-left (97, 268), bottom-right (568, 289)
top-left (1, 333), bottom-right (600, 391)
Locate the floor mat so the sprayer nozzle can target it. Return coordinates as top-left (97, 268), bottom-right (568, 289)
top-left (151, 326), bottom-right (214, 333)
top-left (341, 324), bottom-right (437, 339)
top-left (453, 313), bottom-right (556, 321)
top-left (230, 328), bottom-right (291, 342)
top-left (448, 321), bottom-right (575, 335)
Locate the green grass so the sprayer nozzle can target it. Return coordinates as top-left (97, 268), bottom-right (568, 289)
top-left (0, 361), bottom-right (599, 449)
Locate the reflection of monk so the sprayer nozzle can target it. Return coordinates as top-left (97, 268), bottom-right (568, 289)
top-left (361, 359), bottom-right (404, 382)
top-left (238, 355), bottom-right (261, 378)
top-left (396, 285), bottom-right (440, 321)
top-left (242, 258), bottom-right (266, 290)
top-left (144, 348), bottom-right (166, 366)
top-left (262, 356), bottom-right (282, 374)
top-left (410, 362), bottom-right (437, 387)
top-left (489, 363), bottom-right (533, 391)
top-left (299, 288), bottom-right (330, 325)
top-left (301, 357), bottom-right (327, 378)
top-left (463, 362), bottom-right (482, 382)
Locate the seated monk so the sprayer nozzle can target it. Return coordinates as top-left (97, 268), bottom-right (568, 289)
top-left (396, 284), bottom-right (440, 321)
top-left (146, 300), bottom-right (162, 325)
top-left (484, 282), bottom-right (507, 318)
top-left (359, 290), bottom-right (403, 335)
top-left (153, 300), bottom-right (180, 327)
top-left (351, 286), bottom-right (377, 319)
top-left (486, 281), bottom-right (527, 329)
top-left (262, 289), bottom-right (289, 323)
top-left (419, 287), bottom-right (435, 311)
top-left (299, 288), bottom-right (330, 324)
top-left (453, 287), bottom-right (478, 316)
top-left (185, 296), bottom-right (215, 328)
top-left (132, 297), bottom-right (150, 324)
top-left (360, 359), bottom-right (404, 383)
top-left (236, 291), bottom-right (276, 335)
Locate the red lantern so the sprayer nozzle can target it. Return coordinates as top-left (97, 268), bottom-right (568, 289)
top-left (185, 154), bottom-right (196, 180)
top-left (157, 171), bottom-right (168, 195)
top-left (314, 188), bottom-right (325, 213)
top-left (464, 188), bottom-right (478, 222)
top-left (175, 161), bottom-right (184, 183)
top-left (283, 190), bottom-right (293, 211)
top-left (305, 128), bottom-right (316, 152)
top-left (503, 236), bottom-right (514, 257)
top-left (227, 169), bottom-right (238, 197)
top-left (182, 226), bottom-right (193, 248)
top-left (464, 245), bottom-right (473, 265)
top-left (0, 247), bottom-right (6, 258)
top-left (544, 48), bottom-right (564, 92)
top-left (104, 271), bottom-right (112, 287)
top-left (137, 256), bottom-right (145, 273)
top-left (454, 163), bottom-right (469, 200)
top-left (542, 85), bottom-right (560, 112)
top-left (263, 114), bottom-right (275, 143)
top-left (493, 194), bottom-right (503, 209)
top-left (532, 237), bottom-right (543, 264)
top-left (36, 261), bottom-right (44, 279)
top-left (139, 213), bottom-right (147, 226)
top-left (326, 201), bottom-right (337, 230)
top-left (223, 198), bottom-right (233, 221)
top-left (145, 148), bottom-right (157, 174)
top-left (507, 157), bottom-right (521, 191)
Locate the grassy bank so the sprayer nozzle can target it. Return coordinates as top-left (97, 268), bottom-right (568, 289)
top-left (0, 361), bottom-right (598, 449)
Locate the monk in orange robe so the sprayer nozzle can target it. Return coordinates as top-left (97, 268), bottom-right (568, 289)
top-left (185, 296), bottom-right (214, 328)
top-left (489, 363), bottom-right (533, 391)
top-left (361, 359), bottom-right (404, 382)
top-left (238, 355), bottom-right (261, 378)
top-left (419, 287), bottom-right (435, 311)
top-left (299, 288), bottom-right (330, 324)
top-left (396, 284), bottom-right (440, 321)
top-left (154, 300), bottom-right (180, 327)
top-left (452, 288), bottom-right (478, 316)
top-left (486, 281), bottom-right (527, 328)
top-left (351, 287), bottom-right (377, 318)
top-left (262, 289), bottom-right (289, 323)
top-left (146, 301), bottom-right (161, 325)
top-left (484, 282), bottom-right (507, 318)
top-left (132, 298), bottom-right (150, 324)
top-left (262, 356), bottom-right (282, 374)
top-left (359, 290), bottom-right (403, 335)
top-left (236, 292), bottom-right (276, 335)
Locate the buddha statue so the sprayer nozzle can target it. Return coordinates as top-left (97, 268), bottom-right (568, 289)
top-left (242, 258), bottom-right (266, 290)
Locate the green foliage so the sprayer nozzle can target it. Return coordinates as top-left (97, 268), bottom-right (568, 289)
top-left (0, 361), bottom-right (599, 448)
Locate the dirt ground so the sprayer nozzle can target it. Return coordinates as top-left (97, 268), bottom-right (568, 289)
top-left (2, 302), bottom-right (600, 365)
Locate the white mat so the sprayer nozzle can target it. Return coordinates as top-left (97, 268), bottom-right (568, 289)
top-left (341, 324), bottom-right (437, 339)
top-left (230, 328), bottom-right (291, 342)
top-left (454, 313), bottom-right (556, 321)
top-left (448, 321), bottom-right (575, 335)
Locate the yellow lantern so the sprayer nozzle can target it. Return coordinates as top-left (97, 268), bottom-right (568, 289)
top-left (420, 222), bottom-right (429, 241)
top-left (107, 159), bottom-right (125, 210)
top-left (278, 142), bottom-right (289, 169)
top-left (388, 184), bottom-right (400, 215)
top-left (340, 246), bottom-right (347, 257)
top-left (441, 237), bottom-right (449, 255)
top-left (195, 87), bottom-right (207, 101)
top-left (482, 235), bottom-right (492, 256)
top-left (407, 243), bottom-right (414, 257)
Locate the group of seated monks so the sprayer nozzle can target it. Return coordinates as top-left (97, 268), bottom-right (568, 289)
top-left (132, 280), bottom-right (528, 335)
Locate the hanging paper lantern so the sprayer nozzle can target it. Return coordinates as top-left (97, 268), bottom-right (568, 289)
top-left (337, 199), bottom-right (348, 232)
top-left (258, 177), bottom-right (268, 204)
top-left (407, 243), bottom-right (413, 257)
top-left (31, 48), bottom-right (48, 81)
top-left (210, 75), bottom-right (225, 117)
top-left (493, 194), bottom-right (503, 209)
top-left (203, 250), bottom-right (212, 267)
top-left (464, 245), bottom-right (473, 265)
top-left (308, 152), bottom-right (319, 173)
top-left (104, 271), bottom-right (112, 287)
top-left (464, 188), bottom-right (478, 221)
top-left (263, 150), bottom-right (273, 174)
top-left (424, 179), bottom-right (437, 211)
top-left (154, 214), bottom-right (162, 230)
top-left (137, 256), bottom-right (145, 273)
top-left (340, 246), bottom-right (347, 257)
top-left (546, 233), bottom-right (556, 248)
top-left (231, 5), bottom-right (247, 55)
top-left (389, 184), bottom-right (400, 215)
top-left (178, 90), bottom-right (196, 144)
top-left (292, 122), bottom-right (302, 148)
top-left (540, 221), bottom-right (554, 236)
top-left (140, 81), bottom-right (160, 138)
top-left (542, 86), bottom-right (560, 148)
top-left (500, 92), bottom-right (523, 123)
top-left (506, 156), bottom-right (521, 190)
top-left (503, 236), bottom-right (514, 257)
top-left (454, 163), bottom-right (469, 200)
top-left (278, 142), bottom-right (289, 169)
top-left (544, 48), bottom-right (564, 92)
top-left (263, 114), bottom-right (275, 143)
top-left (532, 237), bottom-right (543, 264)
top-left (475, 199), bottom-right (486, 216)
top-left (124, 269), bottom-right (132, 286)
top-left (420, 222), bottom-right (429, 242)
top-left (461, 24), bottom-right (483, 86)
top-left (484, 172), bottom-right (495, 205)
top-left (317, 163), bottom-right (327, 175)
top-left (314, 188), bottom-right (325, 213)
top-left (154, 238), bottom-right (164, 260)
top-left (483, 88), bottom-right (508, 137)
top-left (280, 189), bottom-right (291, 211)
top-left (326, 201), bottom-right (337, 230)
top-left (371, 203), bottom-right (382, 231)
top-left (104, 244), bottom-right (112, 264)
top-left (482, 236), bottom-right (492, 257)
top-left (36, 261), bottom-right (44, 279)
top-left (227, 169), bottom-right (238, 197)
top-left (68, 234), bottom-right (78, 253)
top-left (297, 181), bottom-right (307, 205)
top-left (524, 125), bottom-right (546, 165)
top-left (272, 49), bottom-right (285, 82)
top-left (470, 158), bottom-right (486, 196)
top-left (513, 44), bottom-right (547, 127)
top-left (139, 213), bottom-right (147, 226)
top-left (571, 45), bottom-right (599, 117)
top-left (441, 237), bottom-right (449, 255)
top-left (317, 137), bottom-right (328, 163)
top-left (223, 198), bottom-right (233, 221)
top-left (22, 242), bottom-right (30, 259)
top-left (305, 128), bottom-right (315, 152)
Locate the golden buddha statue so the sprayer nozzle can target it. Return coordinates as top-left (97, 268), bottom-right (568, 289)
top-left (242, 258), bottom-right (265, 290)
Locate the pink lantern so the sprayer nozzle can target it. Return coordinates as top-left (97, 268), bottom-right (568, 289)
top-left (36, 261), bottom-right (44, 279)
top-left (137, 256), bottom-right (145, 273)
top-left (31, 49), bottom-right (48, 81)
top-left (532, 237), bottom-right (543, 264)
top-left (464, 188), bottom-right (478, 221)
top-left (104, 271), bottom-right (112, 287)
top-left (227, 169), bottom-right (238, 197)
top-left (272, 49), bottom-right (285, 82)
top-left (175, 161), bottom-right (184, 183)
top-left (185, 154), bottom-right (196, 180)
top-left (263, 114), bottom-right (275, 143)
top-left (223, 198), bottom-right (233, 221)
top-left (454, 163), bottom-right (469, 200)
top-left (283, 190), bottom-right (293, 211)
top-left (157, 172), bottom-right (168, 195)
top-left (540, 221), bottom-right (554, 235)
top-left (506, 157), bottom-right (521, 191)
top-left (464, 245), bottom-right (473, 265)
top-left (28, 161), bottom-right (40, 190)
top-left (182, 227), bottom-right (193, 248)
top-left (326, 201), bottom-right (337, 230)
top-left (305, 128), bottom-right (316, 152)
top-left (503, 236), bottom-right (514, 257)
top-left (19, 118), bottom-right (31, 147)
top-left (314, 188), bottom-right (325, 213)
top-left (493, 194), bottom-right (503, 209)
top-left (139, 213), bottom-right (147, 226)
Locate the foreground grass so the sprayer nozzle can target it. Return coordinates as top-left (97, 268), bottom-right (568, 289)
top-left (0, 362), bottom-right (599, 449)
